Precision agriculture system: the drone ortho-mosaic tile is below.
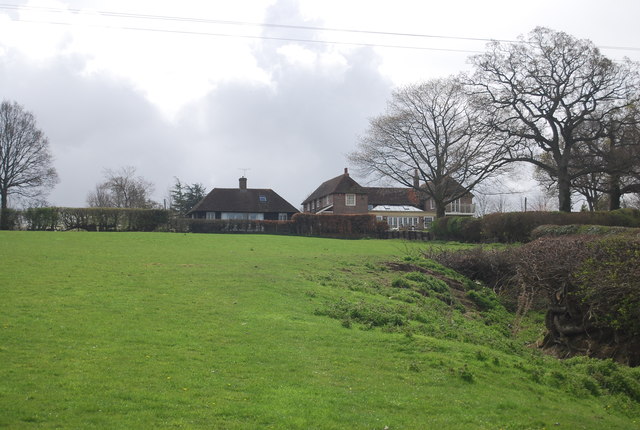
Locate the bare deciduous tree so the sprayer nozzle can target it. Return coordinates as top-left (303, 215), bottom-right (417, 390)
top-left (467, 27), bottom-right (640, 212)
top-left (349, 77), bottom-right (510, 218)
top-left (0, 100), bottom-right (58, 229)
top-left (87, 166), bottom-right (157, 208)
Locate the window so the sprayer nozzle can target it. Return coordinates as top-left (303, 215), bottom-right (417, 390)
top-left (259, 195), bottom-right (267, 202)
top-left (278, 213), bottom-right (288, 221)
top-left (221, 212), bottom-right (264, 220)
top-left (206, 212), bottom-right (216, 220)
top-left (345, 194), bottom-right (356, 206)
top-left (424, 216), bottom-right (434, 228)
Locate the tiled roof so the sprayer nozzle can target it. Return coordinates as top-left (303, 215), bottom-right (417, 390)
top-left (302, 172), bottom-right (366, 204)
top-left (189, 188), bottom-right (299, 214)
top-left (365, 187), bottom-right (424, 206)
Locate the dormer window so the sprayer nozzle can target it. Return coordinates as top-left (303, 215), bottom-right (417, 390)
top-left (259, 195), bottom-right (267, 202)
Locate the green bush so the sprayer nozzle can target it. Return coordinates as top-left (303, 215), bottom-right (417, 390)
top-left (531, 224), bottom-right (640, 240)
top-left (482, 210), bottom-right (640, 243)
top-left (0, 208), bottom-right (20, 230)
top-left (292, 213), bottom-right (381, 238)
top-left (23, 207), bottom-right (60, 230)
top-left (431, 216), bottom-right (482, 242)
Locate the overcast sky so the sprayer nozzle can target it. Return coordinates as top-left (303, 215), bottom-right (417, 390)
top-left (1, 0), bottom-right (639, 209)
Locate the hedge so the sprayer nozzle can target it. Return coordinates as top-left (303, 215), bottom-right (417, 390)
top-left (431, 208), bottom-right (640, 243)
top-left (8, 208), bottom-right (385, 238)
top-left (14, 207), bottom-right (170, 232)
top-left (172, 214), bottom-right (385, 238)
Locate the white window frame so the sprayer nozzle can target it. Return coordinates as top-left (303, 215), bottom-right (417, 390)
top-left (345, 194), bottom-right (356, 206)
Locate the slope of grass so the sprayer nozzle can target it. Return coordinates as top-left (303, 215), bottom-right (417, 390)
top-left (0, 231), bottom-right (638, 429)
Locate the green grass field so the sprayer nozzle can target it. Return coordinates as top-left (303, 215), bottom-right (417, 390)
top-left (1, 232), bottom-right (639, 429)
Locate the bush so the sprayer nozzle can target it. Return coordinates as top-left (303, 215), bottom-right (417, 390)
top-left (531, 224), bottom-right (640, 240)
top-left (23, 207), bottom-right (60, 230)
top-left (482, 210), bottom-right (640, 243)
top-left (574, 236), bottom-right (640, 335)
top-left (430, 233), bottom-right (640, 364)
top-left (291, 213), bottom-right (381, 238)
top-left (430, 216), bottom-right (482, 242)
top-left (0, 208), bottom-right (20, 230)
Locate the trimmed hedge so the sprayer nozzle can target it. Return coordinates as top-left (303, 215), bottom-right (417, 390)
top-left (430, 216), bottom-right (483, 242)
top-left (431, 209), bottom-right (640, 243)
top-left (173, 214), bottom-right (384, 238)
top-left (0, 208), bottom-right (20, 230)
top-left (14, 207), bottom-right (170, 232)
top-left (4, 209), bottom-right (385, 238)
top-left (291, 213), bottom-right (386, 238)
top-left (531, 224), bottom-right (640, 240)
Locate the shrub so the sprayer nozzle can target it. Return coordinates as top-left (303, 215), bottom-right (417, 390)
top-left (0, 208), bottom-right (20, 230)
top-left (531, 224), bottom-right (640, 240)
top-left (23, 207), bottom-right (60, 230)
top-left (291, 213), bottom-right (380, 238)
top-left (426, 246), bottom-right (518, 305)
top-left (431, 216), bottom-right (482, 242)
top-left (574, 236), bottom-right (640, 335)
top-left (482, 210), bottom-right (640, 243)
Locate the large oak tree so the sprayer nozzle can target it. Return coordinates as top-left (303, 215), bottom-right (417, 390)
top-left (349, 77), bottom-right (510, 218)
top-left (467, 27), bottom-right (640, 212)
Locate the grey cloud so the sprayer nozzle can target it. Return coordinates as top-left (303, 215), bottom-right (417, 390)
top-left (0, 0), bottom-right (394, 209)
top-left (0, 50), bottom-right (189, 207)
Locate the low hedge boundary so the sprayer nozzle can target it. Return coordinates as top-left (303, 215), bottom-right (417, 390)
top-left (431, 209), bottom-right (640, 243)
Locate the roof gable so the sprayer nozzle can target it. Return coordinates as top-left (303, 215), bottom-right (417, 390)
top-left (302, 172), bottom-right (366, 204)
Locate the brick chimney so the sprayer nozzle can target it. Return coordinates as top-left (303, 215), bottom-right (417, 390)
top-left (413, 169), bottom-right (420, 188)
top-left (344, 167), bottom-right (349, 176)
top-left (239, 177), bottom-right (247, 190)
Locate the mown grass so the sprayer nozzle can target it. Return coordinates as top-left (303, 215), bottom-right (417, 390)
top-left (0, 231), bottom-right (639, 429)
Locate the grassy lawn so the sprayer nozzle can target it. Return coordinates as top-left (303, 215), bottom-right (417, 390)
top-left (0, 231), bottom-right (638, 429)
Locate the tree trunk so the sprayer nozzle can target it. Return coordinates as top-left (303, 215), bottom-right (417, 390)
top-left (557, 171), bottom-right (573, 212)
top-left (0, 188), bottom-right (8, 230)
top-left (436, 203), bottom-right (446, 219)
top-left (608, 174), bottom-right (622, 211)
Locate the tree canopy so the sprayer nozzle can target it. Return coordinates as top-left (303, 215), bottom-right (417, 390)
top-left (87, 166), bottom-right (157, 209)
top-left (0, 100), bottom-right (58, 229)
top-left (467, 27), bottom-right (640, 212)
top-left (170, 178), bottom-right (207, 215)
top-left (349, 77), bottom-right (510, 218)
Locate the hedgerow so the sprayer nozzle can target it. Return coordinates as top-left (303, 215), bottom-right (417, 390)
top-left (430, 208), bottom-right (640, 243)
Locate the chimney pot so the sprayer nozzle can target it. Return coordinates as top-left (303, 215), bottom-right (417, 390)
top-left (344, 168), bottom-right (349, 176)
top-left (239, 177), bottom-right (247, 190)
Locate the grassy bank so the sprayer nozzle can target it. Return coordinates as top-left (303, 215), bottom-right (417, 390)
top-left (0, 232), bottom-right (638, 429)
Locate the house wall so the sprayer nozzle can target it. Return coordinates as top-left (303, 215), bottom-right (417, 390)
top-left (331, 193), bottom-right (368, 215)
